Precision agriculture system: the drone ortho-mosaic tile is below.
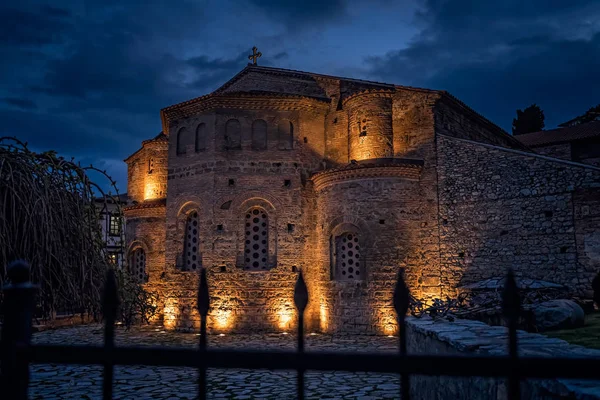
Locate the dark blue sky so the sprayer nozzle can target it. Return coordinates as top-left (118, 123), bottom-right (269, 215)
top-left (2, 0), bottom-right (599, 190)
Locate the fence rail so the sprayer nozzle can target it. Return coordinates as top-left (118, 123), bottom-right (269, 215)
top-left (1, 260), bottom-right (600, 400)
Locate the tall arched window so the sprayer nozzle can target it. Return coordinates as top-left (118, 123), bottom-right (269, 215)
top-left (244, 208), bottom-right (269, 270)
top-left (225, 119), bottom-right (241, 149)
top-left (278, 121), bottom-right (293, 150)
top-left (252, 119), bottom-right (267, 150)
top-left (331, 229), bottom-right (362, 280)
top-left (177, 127), bottom-right (191, 155)
top-left (183, 211), bottom-right (201, 271)
top-left (195, 123), bottom-right (206, 152)
top-left (129, 247), bottom-right (147, 283)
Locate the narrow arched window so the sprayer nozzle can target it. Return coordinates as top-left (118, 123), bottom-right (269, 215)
top-left (195, 123), bottom-right (206, 152)
top-left (129, 247), bottom-right (147, 283)
top-left (244, 208), bottom-right (269, 270)
top-left (332, 230), bottom-right (362, 280)
top-left (278, 121), bottom-right (293, 150)
top-left (225, 119), bottom-right (241, 149)
top-left (183, 211), bottom-right (201, 271)
top-left (252, 119), bottom-right (267, 150)
top-left (177, 127), bottom-right (190, 155)
top-left (357, 112), bottom-right (369, 137)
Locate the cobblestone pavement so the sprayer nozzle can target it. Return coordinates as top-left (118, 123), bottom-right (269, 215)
top-left (30, 325), bottom-right (400, 399)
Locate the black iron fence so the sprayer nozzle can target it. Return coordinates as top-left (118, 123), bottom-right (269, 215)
top-left (1, 260), bottom-right (600, 400)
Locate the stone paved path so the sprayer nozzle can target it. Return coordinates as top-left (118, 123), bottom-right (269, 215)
top-left (30, 325), bottom-right (400, 399)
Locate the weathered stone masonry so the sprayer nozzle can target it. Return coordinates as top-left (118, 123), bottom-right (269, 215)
top-left (123, 65), bottom-right (600, 334)
top-left (436, 135), bottom-right (600, 298)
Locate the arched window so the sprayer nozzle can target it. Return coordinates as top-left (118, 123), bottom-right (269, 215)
top-left (331, 230), bottom-right (362, 280)
top-left (129, 247), bottom-right (147, 283)
top-left (177, 127), bottom-right (191, 155)
top-left (183, 211), bottom-right (201, 271)
top-left (278, 121), bottom-right (293, 150)
top-left (357, 111), bottom-right (369, 137)
top-left (195, 123), bottom-right (206, 152)
top-left (244, 208), bottom-right (269, 270)
top-left (252, 119), bottom-right (267, 150)
top-left (225, 119), bottom-right (241, 149)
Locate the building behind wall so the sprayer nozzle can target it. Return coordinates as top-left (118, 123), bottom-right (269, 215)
top-left (95, 193), bottom-right (128, 267)
top-left (515, 121), bottom-right (600, 167)
top-left (124, 64), bottom-right (600, 335)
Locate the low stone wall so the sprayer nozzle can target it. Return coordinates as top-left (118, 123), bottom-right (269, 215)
top-left (406, 317), bottom-right (600, 399)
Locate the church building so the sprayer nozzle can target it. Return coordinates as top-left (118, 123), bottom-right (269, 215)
top-left (123, 55), bottom-right (600, 334)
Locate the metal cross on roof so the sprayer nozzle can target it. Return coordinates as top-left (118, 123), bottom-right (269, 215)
top-left (248, 46), bottom-right (262, 65)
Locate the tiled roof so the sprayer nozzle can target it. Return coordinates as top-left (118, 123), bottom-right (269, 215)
top-left (125, 132), bottom-right (168, 162)
top-left (142, 131), bottom-right (167, 145)
top-left (161, 65), bottom-right (439, 116)
top-left (516, 121), bottom-right (600, 147)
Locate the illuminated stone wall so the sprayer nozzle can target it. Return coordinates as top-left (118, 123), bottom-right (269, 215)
top-left (124, 66), bottom-right (600, 334)
top-left (125, 134), bottom-right (168, 203)
top-left (312, 162), bottom-right (440, 335)
top-left (346, 93), bottom-right (393, 161)
top-left (436, 134), bottom-right (600, 298)
top-left (145, 103), bottom-right (327, 333)
top-left (124, 204), bottom-right (166, 287)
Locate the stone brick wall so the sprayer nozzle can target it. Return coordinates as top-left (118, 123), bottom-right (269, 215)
top-left (125, 66), bottom-right (600, 334)
top-left (532, 143), bottom-right (572, 160)
top-left (574, 188), bottom-right (600, 298)
top-left (434, 97), bottom-right (524, 149)
top-left (407, 316), bottom-right (600, 400)
top-left (436, 134), bottom-right (600, 297)
top-left (125, 138), bottom-right (168, 203)
top-left (312, 163), bottom-right (441, 334)
top-left (392, 90), bottom-right (439, 158)
top-left (141, 106), bottom-right (327, 333)
top-left (124, 204), bottom-right (166, 287)
top-left (345, 93), bottom-right (393, 161)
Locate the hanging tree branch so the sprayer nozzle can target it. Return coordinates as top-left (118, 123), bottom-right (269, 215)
top-left (0, 136), bottom-right (124, 320)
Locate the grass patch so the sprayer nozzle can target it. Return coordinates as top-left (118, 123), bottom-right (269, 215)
top-left (545, 313), bottom-right (600, 349)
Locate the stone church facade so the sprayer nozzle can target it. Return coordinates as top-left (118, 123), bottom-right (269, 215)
top-left (124, 65), bottom-right (600, 334)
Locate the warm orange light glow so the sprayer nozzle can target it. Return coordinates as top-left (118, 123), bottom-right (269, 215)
top-left (384, 324), bottom-right (396, 335)
top-left (277, 307), bottom-right (294, 330)
top-left (319, 301), bottom-right (329, 331)
top-left (163, 298), bottom-right (178, 329)
top-left (214, 309), bottom-right (233, 330)
top-left (144, 181), bottom-right (160, 200)
top-left (377, 306), bottom-right (399, 336)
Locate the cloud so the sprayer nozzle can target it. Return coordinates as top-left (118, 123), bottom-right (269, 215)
top-left (365, 0), bottom-right (600, 129)
top-left (2, 0), bottom-right (599, 193)
top-left (3, 97), bottom-right (37, 109)
top-left (248, 0), bottom-right (347, 28)
top-left (0, 5), bottom-right (73, 46)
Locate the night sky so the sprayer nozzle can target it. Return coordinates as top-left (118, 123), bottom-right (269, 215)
top-left (2, 0), bottom-right (600, 190)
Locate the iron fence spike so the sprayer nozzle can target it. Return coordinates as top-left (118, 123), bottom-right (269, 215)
top-left (294, 270), bottom-right (309, 312)
top-left (103, 269), bottom-right (119, 323)
top-left (197, 268), bottom-right (210, 317)
top-left (7, 259), bottom-right (30, 284)
top-left (502, 269), bottom-right (520, 321)
top-left (393, 269), bottom-right (410, 320)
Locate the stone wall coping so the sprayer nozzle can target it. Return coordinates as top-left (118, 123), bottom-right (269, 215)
top-left (407, 316), bottom-right (600, 398)
top-left (311, 159), bottom-right (423, 191)
top-left (439, 133), bottom-right (600, 172)
top-left (159, 92), bottom-right (330, 133)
